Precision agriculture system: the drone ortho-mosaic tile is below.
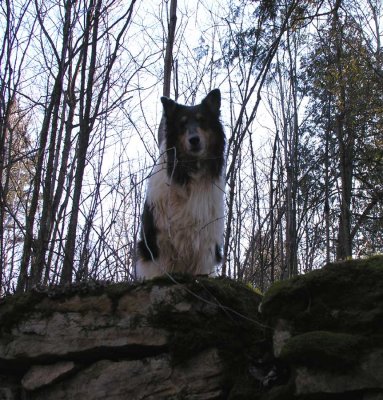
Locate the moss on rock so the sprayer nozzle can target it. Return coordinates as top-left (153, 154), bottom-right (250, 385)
top-left (279, 331), bottom-right (364, 369)
top-left (148, 275), bottom-right (265, 361)
top-left (0, 291), bottom-right (46, 332)
top-left (3, 257), bottom-right (382, 399)
top-left (262, 256), bottom-right (383, 335)
top-left (146, 275), bottom-right (268, 397)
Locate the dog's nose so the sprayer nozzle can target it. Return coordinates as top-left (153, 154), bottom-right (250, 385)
top-left (189, 135), bottom-right (200, 146)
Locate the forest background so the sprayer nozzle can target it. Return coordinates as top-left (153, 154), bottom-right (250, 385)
top-left (1, 0), bottom-right (382, 295)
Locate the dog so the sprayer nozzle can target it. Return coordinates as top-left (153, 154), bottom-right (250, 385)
top-left (136, 89), bottom-right (226, 279)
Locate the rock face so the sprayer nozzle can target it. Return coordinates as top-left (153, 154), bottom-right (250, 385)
top-left (0, 277), bottom-right (265, 399)
top-left (0, 256), bottom-right (383, 399)
top-left (261, 255), bottom-right (383, 400)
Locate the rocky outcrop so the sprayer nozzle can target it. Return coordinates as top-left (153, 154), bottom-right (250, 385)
top-left (0, 277), bottom-right (266, 399)
top-left (261, 255), bottom-right (383, 399)
top-left (0, 256), bottom-right (383, 399)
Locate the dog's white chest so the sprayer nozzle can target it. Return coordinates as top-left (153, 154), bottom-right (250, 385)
top-left (149, 167), bottom-right (222, 229)
top-left (145, 164), bottom-right (224, 274)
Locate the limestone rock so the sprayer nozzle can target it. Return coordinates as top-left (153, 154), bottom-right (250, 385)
top-left (295, 348), bottom-right (383, 395)
top-left (0, 287), bottom-right (169, 361)
top-left (262, 256), bottom-right (383, 399)
top-left (29, 349), bottom-right (223, 400)
top-left (22, 361), bottom-right (76, 391)
top-left (271, 319), bottom-right (292, 358)
top-left (0, 276), bottom-right (264, 399)
top-left (1, 257), bottom-right (383, 399)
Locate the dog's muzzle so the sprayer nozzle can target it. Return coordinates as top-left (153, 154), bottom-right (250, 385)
top-left (188, 134), bottom-right (201, 152)
top-left (186, 126), bottom-right (204, 154)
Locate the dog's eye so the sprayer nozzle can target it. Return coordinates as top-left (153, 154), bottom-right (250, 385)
top-left (180, 116), bottom-right (188, 127)
top-left (195, 114), bottom-right (204, 124)
top-left (196, 114), bottom-right (206, 124)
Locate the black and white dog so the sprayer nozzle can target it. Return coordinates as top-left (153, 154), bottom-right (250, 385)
top-left (136, 89), bottom-right (225, 279)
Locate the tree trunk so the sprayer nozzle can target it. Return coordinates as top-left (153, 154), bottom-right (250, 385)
top-left (163, 0), bottom-right (177, 98)
top-left (336, 120), bottom-right (353, 259)
top-left (332, 0), bottom-right (353, 260)
top-left (158, 0), bottom-right (177, 146)
top-left (61, 0), bottom-right (102, 285)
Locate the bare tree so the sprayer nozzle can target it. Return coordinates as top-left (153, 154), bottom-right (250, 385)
top-left (158, 0), bottom-right (178, 146)
top-left (0, 0), bottom-right (382, 295)
top-left (0, 0), bottom-right (36, 295)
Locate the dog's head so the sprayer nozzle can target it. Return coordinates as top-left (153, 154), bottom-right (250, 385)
top-left (160, 89), bottom-right (225, 184)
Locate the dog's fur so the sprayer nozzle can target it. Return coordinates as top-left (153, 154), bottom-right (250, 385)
top-left (136, 89), bottom-right (225, 279)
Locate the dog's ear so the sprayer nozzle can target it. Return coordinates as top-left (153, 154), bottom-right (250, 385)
top-left (161, 97), bottom-right (177, 118)
top-left (202, 89), bottom-right (221, 115)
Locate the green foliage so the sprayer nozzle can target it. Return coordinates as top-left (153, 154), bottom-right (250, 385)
top-left (300, 13), bottom-right (383, 257)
